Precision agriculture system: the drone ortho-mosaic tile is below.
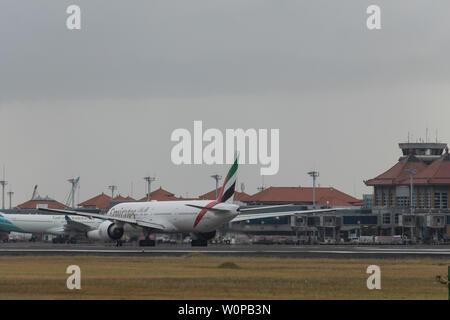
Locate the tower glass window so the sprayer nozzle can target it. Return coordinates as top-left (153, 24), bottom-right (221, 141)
top-left (382, 188), bottom-right (388, 207)
top-left (375, 188), bottom-right (382, 207)
top-left (418, 187), bottom-right (425, 208)
top-left (434, 187), bottom-right (448, 209)
top-left (389, 189), bottom-right (395, 207)
top-left (397, 197), bottom-right (409, 207)
top-left (426, 188), bottom-right (431, 208)
top-left (382, 213), bottom-right (391, 225)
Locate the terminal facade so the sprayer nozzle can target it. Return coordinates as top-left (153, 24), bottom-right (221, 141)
top-left (365, 142), bottom-right (450, 243)
top-left (230, 141), bottom-right (450, 244)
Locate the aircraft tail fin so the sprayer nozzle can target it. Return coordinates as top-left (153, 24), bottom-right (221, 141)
top-left (217, 154), bottom-right (239, 203)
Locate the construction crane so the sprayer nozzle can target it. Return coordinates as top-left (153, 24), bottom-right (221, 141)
top-left (66, 177), bottom-right (80, 209)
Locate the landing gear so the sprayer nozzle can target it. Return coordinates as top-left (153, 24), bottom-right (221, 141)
top-left (53, 236), bottom-right (76, 244)
top-left (191, 239), bottom-right (208, 247)
top-left (52, 237), bottom-right (64, 244)
top-left (139, 231), bottom-right (156, 247)
top-left (116, 240), bottom-right (123, 247)
top-left (139, 238), bottom-right (156, 247)
top-left (190, 231), bottom-right (215, 247)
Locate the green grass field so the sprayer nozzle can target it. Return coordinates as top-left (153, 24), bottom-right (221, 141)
top-left (0, 255), bottom-right (448, 300)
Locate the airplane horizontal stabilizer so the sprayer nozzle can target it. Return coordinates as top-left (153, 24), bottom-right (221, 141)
top-left (185, 204), bottom-right (230, 213)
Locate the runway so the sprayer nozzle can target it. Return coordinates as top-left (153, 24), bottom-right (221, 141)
top-left (2, 242), bottom-right (450, 258)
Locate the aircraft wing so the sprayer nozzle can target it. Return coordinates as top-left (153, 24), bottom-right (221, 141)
top-left (63, 215), bottom-right (95, 233)
top-left (232, 208), bottom-right (338, 223)
top-left (38, 208), bottom-right (167, 231)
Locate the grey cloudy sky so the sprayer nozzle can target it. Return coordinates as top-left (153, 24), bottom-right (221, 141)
top-left (1, 1), bottom-right (450, 206)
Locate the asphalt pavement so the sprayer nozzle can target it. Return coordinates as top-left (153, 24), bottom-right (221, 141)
top-left (2, 242), bottom-right (450, 259)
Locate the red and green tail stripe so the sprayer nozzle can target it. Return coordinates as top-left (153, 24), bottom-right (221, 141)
top-left (218, 156), bottom-right (239, 203)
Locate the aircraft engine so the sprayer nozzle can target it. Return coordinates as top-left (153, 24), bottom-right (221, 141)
top-left (87, 221), bottom-right (124, 241)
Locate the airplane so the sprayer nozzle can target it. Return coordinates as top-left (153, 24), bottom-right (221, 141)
top-left (0, 211), bottom-right (106, 243)
top-left (39, 156), bottom-right (337, 247)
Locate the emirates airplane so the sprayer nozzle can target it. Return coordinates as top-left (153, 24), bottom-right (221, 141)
top-left (40, 157), bottom-right (336, 246)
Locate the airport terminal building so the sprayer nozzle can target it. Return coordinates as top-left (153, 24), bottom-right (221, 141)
top-left (365, 142), bottom-right (450, 243)
top-left (229, 141), bottom-right (450, 244)
top-left (227, 186), bottom-right (367, 243)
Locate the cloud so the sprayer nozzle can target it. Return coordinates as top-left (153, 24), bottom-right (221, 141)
top-left (1, 1), bottom-right (449, 102)
top-left (1, 1), bottom-right (450, 205)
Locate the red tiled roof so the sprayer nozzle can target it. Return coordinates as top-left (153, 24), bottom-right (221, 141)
top-left (365, 155), bottom-right (428, 186)
top-left (113, 195), bottom-right (135, 201)
top-left (78, 193), bottom-right (112, 209)
top-left (139, 187), bottom-right (197, 202)
top-left (245, 186), bottom-right (361, 207)
top-left (17, 197), bottom-right (69, 209)
top-left (199, 190), bottom-right (252, 202)
top-left (139, 187), bottom-right (175, 201)
top-left (234, 191), bottom-right (252, 202)
top-left (411, 152), bottom-right (450, 185)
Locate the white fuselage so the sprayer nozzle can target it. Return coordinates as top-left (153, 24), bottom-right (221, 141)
top-left (106, 200), bottom-right (239, 234)
top-left (4, 214), bottom-right (103, 235)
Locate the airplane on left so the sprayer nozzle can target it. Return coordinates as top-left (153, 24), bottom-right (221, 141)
top-left (0, 212), bottom-right (108, 243)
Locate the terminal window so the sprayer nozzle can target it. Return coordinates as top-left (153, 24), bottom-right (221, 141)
top-left (382, 214), bottom-right (391, 225)
top-left (375, 189), bottom-right (382, 207)
top-left (397, 196), bottom-right (409, 207)
top-left (426, 189), bottom-right (432, 208)
top-left (434, 188), bottom-right (448, 209)
top-left (382, 189), bottom-right (389, 207)
top-left (389, 189), bottom-right (395, 207)
top-left (417, 188), bottom-right (425, 208)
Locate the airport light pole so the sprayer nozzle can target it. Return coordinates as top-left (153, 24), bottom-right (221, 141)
top-left (108, 185), bottom-right (118, 199)
top-left (406, 168), bottom-right (416, 242)
top-left (211, 174), bottom-right (222, 200)
top-left (308, 171), bottom-right (319, 209)
top-left (0, 180), bottom-right (7, 210)
top-left (7, 191), bottom-right (13, 209)
top-left (143, 176), bottom-right (156, 201)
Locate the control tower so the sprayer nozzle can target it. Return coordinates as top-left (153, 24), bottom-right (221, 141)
top-left (398, 142), bottom-right (447, 164)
